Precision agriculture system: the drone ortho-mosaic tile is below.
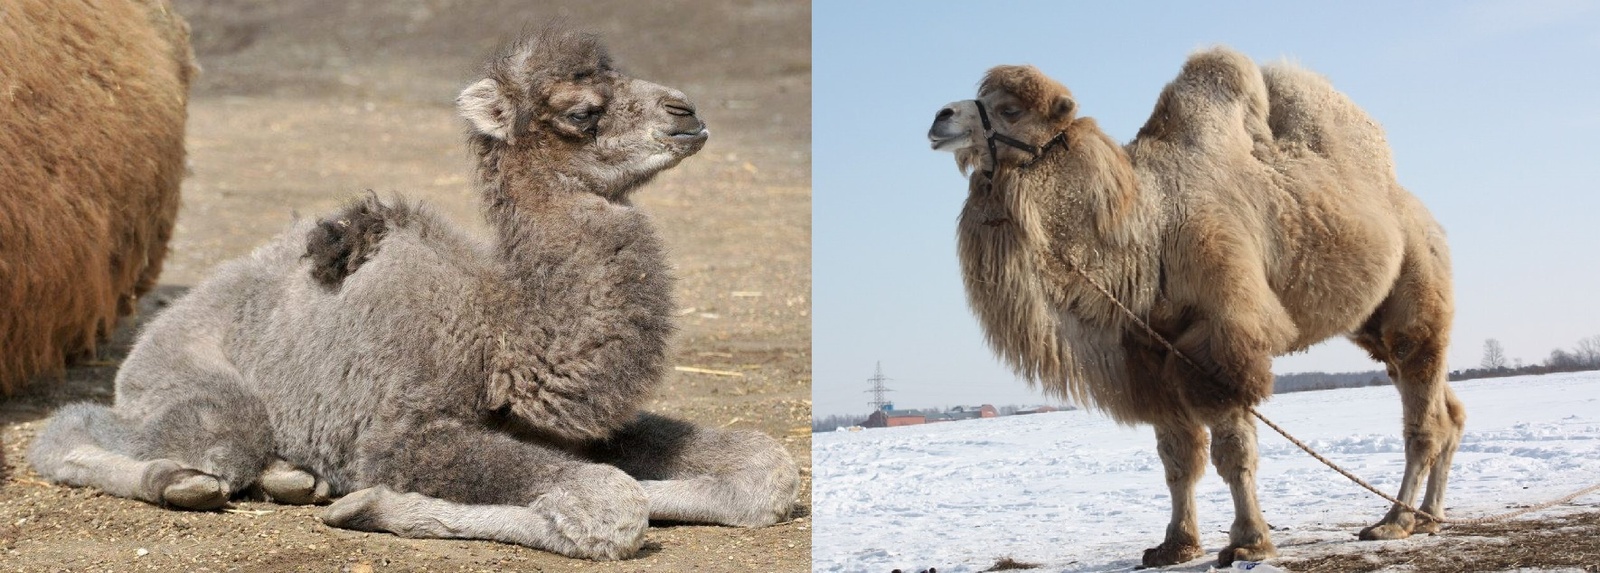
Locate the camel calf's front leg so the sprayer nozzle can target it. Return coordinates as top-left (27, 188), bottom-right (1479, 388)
top-left (585, 413), bottom-right (800, 527)
top-left (335, 418), bottom-right (650, 559)
top-left (324, 464), bottom-right (648, 561)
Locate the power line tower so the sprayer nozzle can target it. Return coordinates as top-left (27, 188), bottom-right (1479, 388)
top-left (865, 361), bottom-right (893, 412)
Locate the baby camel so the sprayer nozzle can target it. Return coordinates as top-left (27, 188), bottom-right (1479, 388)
top-left (30, 29), bottom-right (798, 560)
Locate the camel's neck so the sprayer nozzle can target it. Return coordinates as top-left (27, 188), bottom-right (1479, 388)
top-left (1006, 120), bottom-right (1163, 317)
top-left (464, 137), bottom-right (674, 442)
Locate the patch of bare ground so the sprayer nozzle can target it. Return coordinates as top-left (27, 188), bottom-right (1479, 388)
top-left (1280, 510), bottom-right (1600, 573)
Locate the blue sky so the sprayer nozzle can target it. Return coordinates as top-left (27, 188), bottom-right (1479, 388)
top-left (813, 1), bottom-right (1600, 417)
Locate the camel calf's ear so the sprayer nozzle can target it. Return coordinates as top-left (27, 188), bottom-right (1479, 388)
top-left (458, 78), bottom-right (512, 140)
top-left (1051, 94), bottom-right (1077, 124)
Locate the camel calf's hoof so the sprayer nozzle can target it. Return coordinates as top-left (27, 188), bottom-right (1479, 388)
top-left (1142, 540), bottom-right (1204, 567)
top-left (1218, 542), bottom-right (1278, 566)
top-left (259, 461), bottom-right (331, 505)
top-left (156, 467), bottom-right (229, 510)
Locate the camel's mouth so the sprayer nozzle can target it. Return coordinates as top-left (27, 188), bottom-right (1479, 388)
top-left (929, 131), bottom-right (969, 151)
top-left (657, 125), bottom-right (710, 151)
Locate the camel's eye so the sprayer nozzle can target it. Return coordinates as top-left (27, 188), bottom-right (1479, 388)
top-left (999, 106), bottom-right (1023, 120)
top-left (568, 109), bottom-right (599, 123)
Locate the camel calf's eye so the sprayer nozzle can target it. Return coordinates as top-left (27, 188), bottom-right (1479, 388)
top-left (999, 107), bottom-right (1023, 119)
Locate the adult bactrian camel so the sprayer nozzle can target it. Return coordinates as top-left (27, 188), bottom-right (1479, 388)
top-left (927, 47), bottom-right (1463, 567)
top-left (30, 29), bottom-right (799, 560)
top-left (0, 0), bottom-right (195, 395)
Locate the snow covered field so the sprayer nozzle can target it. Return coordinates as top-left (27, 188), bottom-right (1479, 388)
top-left (812, 372), bottom-right (1600, 572)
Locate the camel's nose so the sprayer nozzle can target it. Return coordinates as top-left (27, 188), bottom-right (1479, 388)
top-left (936, 107), bottom-right (955, 122)
top-left (664, 99), bottom-right (697, 117)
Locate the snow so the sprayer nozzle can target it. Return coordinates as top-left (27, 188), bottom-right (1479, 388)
top-left (812, 372), bottom-right (1600, 572)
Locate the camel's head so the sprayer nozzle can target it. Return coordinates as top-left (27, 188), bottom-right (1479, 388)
top-left (928, 65), bottom-right (1076, 175)
top-left (457, 29), bottom-right (708, 201)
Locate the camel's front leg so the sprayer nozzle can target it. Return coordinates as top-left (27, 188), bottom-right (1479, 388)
top-left (324, 464), bottom-right (646, 561)
top-left (1210, 409), bottom-right (1276, 565)
top-left (584, 413), bottom-right (799, 527)
top-left (326, 417), bottom-right (648, 560)
top-left (1142, 421), bottom-right (1208, 567)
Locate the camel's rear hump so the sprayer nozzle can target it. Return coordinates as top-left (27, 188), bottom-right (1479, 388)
top-left (1261, 62), bottom-right (1398, 177)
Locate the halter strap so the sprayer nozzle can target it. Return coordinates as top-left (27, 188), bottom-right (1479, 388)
top-left (974, 99), bottom-right (1068, 180)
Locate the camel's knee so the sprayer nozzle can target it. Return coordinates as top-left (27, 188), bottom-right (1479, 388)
top-left (1154, 425), bottom-right (1206, 486)
top-left (721, 431), bottom-right (801, 526)
top-left (538, 464), bottom-right (649, 557)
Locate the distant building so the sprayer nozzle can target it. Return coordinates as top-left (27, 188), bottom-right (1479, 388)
top-left (946, 404), bottom-right (999, 420)
top-left (1014, 405), bottom-right (1060, 415)
top-left (863, 409), bottom-right (926, 428)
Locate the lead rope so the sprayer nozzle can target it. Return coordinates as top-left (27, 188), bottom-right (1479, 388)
top-left (1061, 259), bottom-right (1600, 526)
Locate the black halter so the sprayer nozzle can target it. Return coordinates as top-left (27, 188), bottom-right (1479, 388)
top-left (974, 99), bottom-right (1068, 180)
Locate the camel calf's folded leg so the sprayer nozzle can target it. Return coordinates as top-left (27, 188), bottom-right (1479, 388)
top-left (585, 413), bottom-right (800, 527)
top-left (324, 466), bottom-right (646, 561)
top-left (342, 418), bottom-right (648, 559)
top-left (29, 403), bottom-right (233, 509)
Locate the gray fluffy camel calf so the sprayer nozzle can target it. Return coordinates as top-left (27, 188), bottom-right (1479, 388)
top-left (30, 29), bottom-right (799, 561)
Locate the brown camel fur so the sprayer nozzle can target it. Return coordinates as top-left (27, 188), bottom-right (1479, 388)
top-left (928, 47), bottom-right (1465, 567)
top-left (0, 0), bottom-right (196, 395)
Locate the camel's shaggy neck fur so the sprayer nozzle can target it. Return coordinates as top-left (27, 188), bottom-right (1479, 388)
top-left (959, 112), bottom-right (1163, 418)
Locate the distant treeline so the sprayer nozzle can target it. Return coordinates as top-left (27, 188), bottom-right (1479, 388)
top-left (816, 339), bottom-right (1600, 433)
top-left (810, 404), bottom-right (1071, 433)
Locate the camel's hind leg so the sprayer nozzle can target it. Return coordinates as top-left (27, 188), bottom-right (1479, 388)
top-left (28, 403), bottom-right (235, 509)
top-left (32, 363), bottom-right (275, 510)
top-left (1350, 258), bottom-right (1463, 540)
top-left (1142, 420), bottom-right (1208, 567)
top-left (584, 413), bottom-right (799, 527)
top-left (1210, 408), bottom-right (1277, 565)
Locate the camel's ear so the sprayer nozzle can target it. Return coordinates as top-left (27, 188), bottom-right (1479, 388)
top-left (1050, 94), bottom-right (1077, 124)
top-left (457, 78), bottom-right (512, 140)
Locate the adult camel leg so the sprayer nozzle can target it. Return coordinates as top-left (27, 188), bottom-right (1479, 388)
top-left (325, 416), bottom-right (647, 560)
top-left (1142, 420), bottom-right (1208, 567)
top-left (583, 413), bottom-right (799, 527)
top-left (1211, 408), bottom-right (1277, 565)
top-left (1353, 255), bottom-right (1461, 540)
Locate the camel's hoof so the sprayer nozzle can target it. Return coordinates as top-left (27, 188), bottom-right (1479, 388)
top-left (162, 469), bottom-right (228, 510)
top-left (1142, 540), bottom-right (1204, 567)
top-left (1359, 522), bottom-right (1413, 540)
top-left (1218, 542), bottom-right (1278, 567)
top-left (322, 486), bottom-right (386, 531)
top-left (260, 465), bottom-right (329, 505)
top-left (1413, 518), bottom-right (1441, 535)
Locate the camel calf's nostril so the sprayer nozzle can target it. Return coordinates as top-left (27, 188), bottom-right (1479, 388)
top-left (664, 100), bottom-right (696, 117)
top-left (936, 108), bottom-right (955, 121)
